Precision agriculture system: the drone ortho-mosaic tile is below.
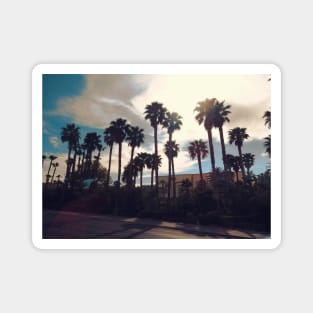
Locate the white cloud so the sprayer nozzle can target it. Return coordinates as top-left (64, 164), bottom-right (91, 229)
top-left (49, 136), bottom-right (59, 148)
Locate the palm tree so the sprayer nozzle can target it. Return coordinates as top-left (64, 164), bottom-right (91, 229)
top-left (104, 126), bottom-right (115, 186)
top-left (76, 145), bottom-right (83, 173)
top-left (188, 140), bottom-right (208, 182)
top-left (264, 135), bottom-right (271, 157)
top-left (194, 98), bottom-right (216, 172)
top-left (46, 155), bottom-right (57, 184)
top-left (263, 111), bottom-right (271, 129)
top-left (226, 154), bottom-right (240, 182)
top-left (61, 123), bottom-right (80, 182)
top-left (51, 162), bottom-right (59, 183)
top-left (83, 132), bottom-right (101, 177)
top-left (164, 141), bottom-right (179, 199)
top-left (145, 153), bottom-right (154, 187)
top-left (134, 153), bottom-right (146, 187)
top-left (212, 100), bottom-right (231, 171)
top-left (109, 118), bottom-right (130, 186)
top-left (126, 126), bottom-right (145, 165)
top-left (162, 111), bottom-right (183, 199)
top-left (122, 162), bottom-right (138, 187)
top-left (228, 127), bottom-right (249, 177)
top-left (242, 153), bottom-right (255, 177)
top-left (42, 155), bottom-right (46, 167)
top-left (144, 102), bottom-right (167, 193)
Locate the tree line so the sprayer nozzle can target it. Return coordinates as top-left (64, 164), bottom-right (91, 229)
top-left (43, 98), bottom-right (271, 200)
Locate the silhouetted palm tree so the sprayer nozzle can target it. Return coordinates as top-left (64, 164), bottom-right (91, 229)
top-left (42, 155), bottom-right (46, 167)
top-left (126, 126), bottom-right (145, 165)
top-left (228, 127), bottom-right (249, 177)
top-left (122, 162), bottom-right (138, 187)
top-left (226, 154), bottom-right (240, 182)
top-left (263, 111), bottom-right (271, 129)
top-left (164, 141), bottom-right (179, 199)
top-left (212, 100), bottom-right (231, 170)
top-left (104, 126), bottom-right (115, 186)
top-left (109, 118), bottom-right (130, 186)
top-left (51, 162), bottom-right (59, 183)
top-left (83, 132), bottom-right (101, 177)
top-left (61, 124), bottom-right (80, 182)
top-left (242, 153), bottom-right (255, 177)
top-left (162, 111), bottom-right (183, 199)
top-left (76, 145), bottom-right (83, 173)
top-left (194, 98), bottom-right (216, 172)
top-left (134, 153), bottom-right (147, 187)
top-left (264, 135), bottom-right (271, 157)
top-left (46, 155), bottom-right (57, 184)
top-left (188, 140), bottom-right (208, 182)
top-left (144, 102), bottom-right (167, 193)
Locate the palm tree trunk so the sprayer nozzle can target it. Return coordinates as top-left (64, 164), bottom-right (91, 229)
top-left (51, 167), bottom-right (56, 183)
top-left (65, 147), bottom-right (71, 181)
top-left (71, 147), bottom-right (77, 177)
top-left (117, 142), bottom-right (122, 186)
top-left (140, 170), bottom-right (143, 188)
top-left (154, 126), bottom-right (159, 194)
top-left (207, 128), bottom-right (216, 172)
top-left (81, 151), bottom-right (85, 175)
top-left (167, 156), bottom-right (172, 199)
top-left (172, 157), bottom-right (176, 200)
top-left (219, 126), bottom-right (227, 171)
top-left (130, 146), bottom-right (135, 186)
top-left (107, 144), bottom-right (113, 186)
top-left (77, 156), bottom-right (81, 173)
top-left (46, 160), bottom-right (53, 184)
top-left (151, 168), bottom-right (154, 188)
top-left (235, 171), bottom-right (239, 182)
top-left (197, 152), bottom-right (203, 181)
top-left (238, 145), bottom-right (246, 177)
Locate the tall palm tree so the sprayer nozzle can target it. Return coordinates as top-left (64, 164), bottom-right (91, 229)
top-left (162, 111), bottom-right (183, 199)
top-left (188, 140), bottom-right (208, 182)
top-left (212, 100), bottom-right (231, 171)
top-left (126, 126), bottom-right (145, 165)
top-left (164, 141), bottom-right (179, 199)
top-left (263, 111), bottom-right (271, 129)
top-left (46, 155), bottom-right (57, 184)
top-left (228, 127), bottom-right (249, 177)
top-left (61, 123), bottom-right (80, 182)
top-left (264, 135), bottom-right (271, 157)
top-left (144, 102), bottom-right (167, 193)
top-left (104, 126), bottom-right (115, 186)
top-left (242, 153), bottom-right (255, 177)
top-left (109, 118), bottom-right (130, 187)
top-left (194, 98), bottom-right (216, 172)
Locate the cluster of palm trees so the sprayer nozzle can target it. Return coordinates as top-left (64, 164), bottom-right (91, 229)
top-left (263, 110), bottom-right (271, 157)
top-left (42, 154), bottom-right (61, 185)
top-left (43, 98), bottom-right (271, 196)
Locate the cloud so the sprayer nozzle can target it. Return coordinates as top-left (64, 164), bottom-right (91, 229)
top-left (51, 74), bottom-right (154, 146)
top-left (49, 136), bottom-right (59, 148)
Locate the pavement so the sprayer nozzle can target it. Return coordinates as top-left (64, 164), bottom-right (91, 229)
top-left (43, 210), bottom-right (269, 239)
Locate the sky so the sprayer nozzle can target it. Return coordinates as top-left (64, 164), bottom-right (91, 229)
top-left (42, 74), bottom-right (271, 183)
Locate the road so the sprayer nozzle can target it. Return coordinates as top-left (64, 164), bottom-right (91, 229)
top-left (43, 210), bottom-right (269, 239)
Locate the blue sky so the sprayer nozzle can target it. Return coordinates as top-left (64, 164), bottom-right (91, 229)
top-left (42, 74), bottom-right (271, 182)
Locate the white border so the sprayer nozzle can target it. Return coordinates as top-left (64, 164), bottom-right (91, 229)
top-left (32, 64), bottom-right (281, 249)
